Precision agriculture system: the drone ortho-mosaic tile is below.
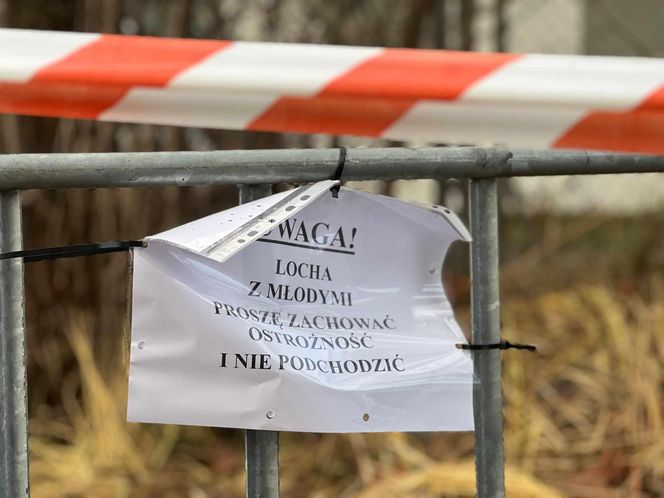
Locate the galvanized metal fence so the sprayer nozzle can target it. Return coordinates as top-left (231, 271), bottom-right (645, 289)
top-left (1, 147), bottom-right (663, 498)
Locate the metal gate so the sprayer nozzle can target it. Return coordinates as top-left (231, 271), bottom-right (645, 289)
top-left (2, 146), bottom-right (663, 498)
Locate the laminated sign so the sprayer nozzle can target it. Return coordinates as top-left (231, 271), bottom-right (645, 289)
top-left (128, 182), bottom-right (475, 432)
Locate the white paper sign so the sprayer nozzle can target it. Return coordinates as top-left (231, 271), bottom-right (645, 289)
top-left (128, 185), bottom-right (475, 432)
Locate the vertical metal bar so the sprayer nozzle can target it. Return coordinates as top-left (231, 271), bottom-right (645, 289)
top-left (0, 190), bottom-right (30, 498)
top-left (238, 184), bottom-right (279, 498)
top-left (245, 429), bottom-right (279, 498)
top-left (469, 178), bottom-right (505, 498)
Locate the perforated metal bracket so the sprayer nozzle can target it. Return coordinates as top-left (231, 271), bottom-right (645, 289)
top-left (201, 180), bottom-right (339, 263)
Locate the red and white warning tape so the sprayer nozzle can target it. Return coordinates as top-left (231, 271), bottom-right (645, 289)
top-left (2, 28), bottom-right (663, 153)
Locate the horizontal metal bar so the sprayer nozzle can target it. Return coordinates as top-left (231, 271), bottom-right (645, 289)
top-left (0, 147), bottom-right (662, 189)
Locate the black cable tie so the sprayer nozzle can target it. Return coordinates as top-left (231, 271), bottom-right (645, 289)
top-left (0, 240), bottom-right (145, 263)
top-left (330, 146), bottom-right (347, 198)
top-left (456, 340), bottom-right (537, 352)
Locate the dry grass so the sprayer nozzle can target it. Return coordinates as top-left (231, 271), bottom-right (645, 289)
top-left (26, 278), bottom-right (664, 497)
top-left (501, 282), bottom-right (664, 497)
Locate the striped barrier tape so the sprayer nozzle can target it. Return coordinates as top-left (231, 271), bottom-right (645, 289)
top-left (1, 28), bottom-right (663, 153)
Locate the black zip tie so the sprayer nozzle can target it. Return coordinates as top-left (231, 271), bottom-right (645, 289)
top-left (456, 340), bottom-right (537, 352)
top-left (0, 240), bottom-right (145, 263)
top-left (330, 146), bottom-right (347, 198)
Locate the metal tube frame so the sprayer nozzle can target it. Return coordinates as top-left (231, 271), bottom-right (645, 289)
top-left (469, 179), bottom-right (504, 497)
top-left (239, 184), bottom-right (280, 498)
top-left (0, 146), bottom-right (662, 498)
top-left (0, 191), bottom-right (29, 498)
top-left (0, 147), bottom-right (663, 189)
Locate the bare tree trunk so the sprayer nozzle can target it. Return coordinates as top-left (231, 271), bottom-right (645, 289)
top-left (460, 0), bottom-right (475, 50)
top-left (165, 0), bottom-right (192, 37)
top-left (83, 0), bottom-right (120, 33)
top-left (434, 0), bottom-right (447, 48)
top-left (496, 0), bottom-right (508, 51)
top-left (403, 0), bottom-right (435, 47)
top-left (0, 0), bottom-right (22, 153)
